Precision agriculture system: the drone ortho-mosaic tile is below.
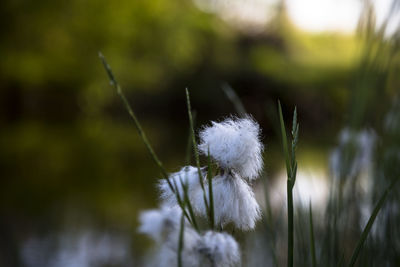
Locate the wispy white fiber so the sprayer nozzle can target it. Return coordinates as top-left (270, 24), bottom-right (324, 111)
top-left (138, 207), bottom-right (201, 267)
top-left (198, 116), bottom-right (263, 180)
top-left (152, 228), bottom-right (240, 267)
top-left (193, 172), bottom-right (261, 230)
top-left (154, 224), bottom-right (201, 267)
top-left (158, 166), bottom-right (206, 207)
top-left (197, 231), bottom-right (240, 267)
top-left (137, 206), bottom-right (182, 243)
top-left (139, 207), bottom-right (242, 267)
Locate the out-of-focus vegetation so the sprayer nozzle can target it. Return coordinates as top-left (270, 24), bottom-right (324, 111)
top-left (1, 0), bottom-right (399, 266)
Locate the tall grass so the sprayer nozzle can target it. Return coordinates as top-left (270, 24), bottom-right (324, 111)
top-left (278, 102), bottom-right (299, 267)
top-left (100, 2), bottom-right (400, 265)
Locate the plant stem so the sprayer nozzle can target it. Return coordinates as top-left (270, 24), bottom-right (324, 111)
top-left (287, 181), bottom-right (294, 267)
top-left (99, 53), bottom-right (195, 224)
top-left (309, 202), bottom-right (317, 267)
top-left (185, 111), bottom-right (196, 165)
top-left (185, 88), bottom-right (210, 217)
top-left (175, 177), bottom-right (199, 231)
top-left (278, 100), bottom-right (299, 267)
top-left (278, 101), bottom-right (291, 178)
top-left (178, 212), bottom-right (185, 267)
top-left (207, 147), bottom-right (215, 229)
top-left (99, 52), bottom-right (169, 183)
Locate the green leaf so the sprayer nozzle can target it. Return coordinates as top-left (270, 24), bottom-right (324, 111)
top-left (278, 100), bottom-right (291, 179)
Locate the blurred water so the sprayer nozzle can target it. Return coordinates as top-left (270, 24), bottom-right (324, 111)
top-left (269, 168), bottom-right (329, 210)
top-left (21, 230), bottom-right (133, 267)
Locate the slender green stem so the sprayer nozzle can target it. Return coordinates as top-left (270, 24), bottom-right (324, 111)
top-left (185, 111), bottom-right (197, 165)
top-left (99, 52), bottom-right (169, 184)
top-left (278, 100), bottom-right (299, 267)
top-left (309, 202), bottom-right (317, 267)
top-left (185, 88), bottom-right (210, 216)
top-left (291, 107), bottom-right (299, 186)
top-left (171, 178), bottom-right (193, 226)
top-left (347, 178), bottom-right (399, 267)
top-left (178, 212), bottom-right (185, 267)
top-left (278, 100), bottom-right (291, 179)
top-left (287, 181), bottom-right (294, 267)
top-left (99, 53), bottom-right (196, 225)
top-left (207, 147), bottom-right (215, 229)
top-left (179, 176), bottom-right (199, 231)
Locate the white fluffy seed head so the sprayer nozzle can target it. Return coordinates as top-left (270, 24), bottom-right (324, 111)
top-left (158, 166), bottom-right (207, 208)
top-left (153, 229), bottom-right (240, 267)
top-left (193, 172), bottom-right (261, 230)
top-left (197, 231), bottom-right (241, 267)
top-left (137, 206), bottom-right (182, 243)
top-left (147, 215), bottom-right (202, 267)
top-left (155, 225), bottom-right (202, 267)
top-left (139, 209), bottom-right (242, 267)
top-left (198, 116), bottom-right (264, 180)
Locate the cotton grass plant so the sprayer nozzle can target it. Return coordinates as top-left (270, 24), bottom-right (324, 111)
top-left (100, 53), bottom-right (267, 266)
top-left (99, 6), bottom-right (400, 262)
top-left (136, 111), bottom-right (264, 266)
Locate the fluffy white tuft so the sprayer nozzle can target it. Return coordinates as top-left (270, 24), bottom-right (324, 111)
top-left (151, 228), bottom-right (240, 267)
top-left (198, 117), bottom-right (263, 180)
top-left (139, 207), bottom-right (242, 266)
top-left (193, 172), bottom-right (261, 230)
top-left (137, 206), bottom-right (182, 243)
top-left (197, 231), bottom-right (241, 267)
top-left (154, 225), bottom-right (201, 267)
top-left (158, 166), bottom-right (206, 208)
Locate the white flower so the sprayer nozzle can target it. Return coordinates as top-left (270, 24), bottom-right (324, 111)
top-left (193, 172), bottom-right (261, 230)
top-left (138, 206), bottom-right (182, 243)
top-left (158, 166), bottom-right (207, 208)
top-left (138, 207), bottom-right (203, 267)
top-left (197, 231), bottom-right (241, 267)
top-left (155, 225), bottom-right (201, 267)
top-left (139, 208), bottom-right (242, 267)
top-left (198, 116), bottom-right (263, 180)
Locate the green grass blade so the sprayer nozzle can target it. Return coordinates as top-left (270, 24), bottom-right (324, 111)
top-left (99, 53), bottom-right (166, 177)
top-left (185, 111), bottom-right (197, 165)
top-left (178, 212), bottom-right (185, 267)
top-left (278, 100), bottom-right (291, 179)
top-left (207, 147), bottom-right (214, 229)
top-left (179, 176), bottom-right (199, 231)
top-left (287, 180), bottom-right (294, 267)
top-left (99, 53), bottom-right (198, 227)
top-left (309, 202), bottom-right (317, 267)
top-left (172, 178), bottom-right (193, 226)
top-left (99, 52), bottom-right (173, 190)
top-left (292, 106), bottom-right (297, 137)
top-left (347, 177), bottom-right (399, 267)
top-left (290, 107), bottom-right (299, 187)
top-left (278, 100), bottom-right (294, 267)
top-left (185, 88), bottom-right (210, 216)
